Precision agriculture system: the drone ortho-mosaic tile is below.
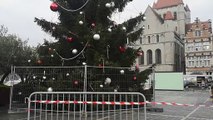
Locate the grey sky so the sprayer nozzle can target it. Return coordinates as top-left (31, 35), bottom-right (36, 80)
top-left (0, 0), bottom-right (213, 46)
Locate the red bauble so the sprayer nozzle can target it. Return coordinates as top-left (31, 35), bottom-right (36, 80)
top-left (48, 48), bottom-right (52, 51)
top-left (119, 46), bottom-right (126, 53)
top-left (37, 59), bottom-right (42, 64)
top-left (91, 23), bottom-right (96, 28)
top-left (137, 51), bottom-right (143, 56)
top-left (50, 2), bottom-right (59, 12)
top-left (133, 76), bottom-right (137, 80)
top-left (74, 80), bottom-right (79, 85)
top-left (66, 37), bottom-right (73, 42)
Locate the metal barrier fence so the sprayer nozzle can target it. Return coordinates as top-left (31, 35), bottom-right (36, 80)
top-left (9, 66), bottom-right (154, 113)
top-left (27, 92), bottom-right (146, 120)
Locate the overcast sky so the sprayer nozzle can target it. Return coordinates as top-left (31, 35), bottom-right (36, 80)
top-left (0, 0), bottom-right (213, 46)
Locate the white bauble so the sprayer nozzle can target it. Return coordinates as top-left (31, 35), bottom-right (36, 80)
top-left (82, 62), bottom-right (87, 65)
top-left (72, 49), bottom-right (78, 54)
top-left (105, 77), bottom-right (111, 84)
top-left (33, 76), bottom-right (36, 79)
top-left (108, 28), bottom-right (112, 32)
top-left (80, 11), bottom-right (84, 14)
top-left (66, 73), bottom-right (70, 76)
top-left (122, 27), bottom-right (126, 31)
top-left (43, 76), bottom-right (46, 79)
top-left (93, 34), bottom-right (100, 40)
top-left (100, 84), bottom-right (103, 88)
top-left (51, 54), bottom-right (54, 57)
top-left (114, 89), bottom-right (117, 92)
top-left (105, 3), bottom-right (111, 8)
top-left (28, 59), bottom-right (31, 63)
top-left (120, 70), bottom-right (124, 74)
top-left (47, 87), bottom-right (53, 92)
top-left (79, 20), bottom-right (84, 25)
top-left (110, 2), bottom-right (115, 7)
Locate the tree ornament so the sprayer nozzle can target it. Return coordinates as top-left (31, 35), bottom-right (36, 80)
top-left (105, 77), bottom-right (111, 84)
top-left (114, 89), bottom-right (117, 92)
top-left (100, 84), bottom-right (103, 88)
top-left (110, 2), bottom-right (115, 7)
top-left (37, 59), bottom-right (42, 64)
top-left (93, 34), bottom-right (100, 40)
top-left (82, 62), bottom-right (86, 65)
top-left (67, 37), bottom-right (73, 42)
top-left (47, 87), bottom-right (53, 92)
top-left (79, 21), bottom-right (84, 25)
top-left (105, 3), bottom-right (111, 8)
top-left (74, 80), bottom-right (79, 85)
top-left (48, 47), bottom-right (52, 51)
top-left (27, 59), bottom-right (31, 63)
top-left (133, 76), bottom-right (137, 80)
top-left (79, 11), bottom-right (84, 15)
top-left (122, 27), bottom-right (127, 31)
top-left (72, 49), bottom-right (78, 54)
top-left (91, 23), bottom-right (96, 28)
top-left (33, 76), bottom-right (36, 79)
top-left (51, 54), bottom-right (54, 57)
top-left (108, 28), bottom-right (112, 32)
top-left (137, 51), bottom-right (143, 56)
top-left (50, 2), bottom-right (59, 12)
top-left (43, 76), bottom-right (46, 79)
top-left (120, 70), bottom-right (124, 74)
top-left (119, 46), bottom-right (126, 53)
top-left (66, 73), bottom-right (70, 76)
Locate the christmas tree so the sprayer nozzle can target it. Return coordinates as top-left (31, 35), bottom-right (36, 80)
top-left (34, 0), bottom-right (153, 100)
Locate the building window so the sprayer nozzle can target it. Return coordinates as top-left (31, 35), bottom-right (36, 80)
top-left (148, 36), bottom-right (151, 43)
top-left (139, 37), bottom-right (143, 44)
top-left (139, 51), bottom-right (144, 65)
top-left (148, 25), bottom-right (150, 29)
top-left (147, 50), bottom-right (152, 65)
top-left (156, 35), bottom-right (160, 43)
top-left (163, 13), bottom-right (166, 19)
top-left (174, 12), bottom-right (177, 20)
top-left (195, 30), bottom-right (201, 36)
top-left (155, 49), bottom-right (161, 64)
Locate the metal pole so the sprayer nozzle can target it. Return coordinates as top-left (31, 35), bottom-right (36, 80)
top-left (83, 65), bottom-right (87, 117)
top-left (8, 66), bottom-right (14, 113)
top-left (152, 67), bottom-right (155, 102)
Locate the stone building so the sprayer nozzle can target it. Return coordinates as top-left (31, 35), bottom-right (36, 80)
top-left (135, 0), bottom-right (191, 72)
top-left (185, 18), bottom-right (213, 75)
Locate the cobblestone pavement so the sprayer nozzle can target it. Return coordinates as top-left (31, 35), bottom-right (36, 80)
top-left (148, 90), bottom-right (213, 120)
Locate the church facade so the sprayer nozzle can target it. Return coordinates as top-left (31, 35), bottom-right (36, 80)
top-left (135, 0), bottom-right (191, 72)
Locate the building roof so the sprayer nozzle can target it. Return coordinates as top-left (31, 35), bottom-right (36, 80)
top-left (153, 0), bottom-right (184, 9)
top-left (164, 11), bottom-right (174, 20)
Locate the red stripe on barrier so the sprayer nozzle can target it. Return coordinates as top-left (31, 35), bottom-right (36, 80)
top-left (73, 100), bottom-right (78, 104)
top-left (130, 102), bottom-right (135, 105)
top-left (64, 101), bottom-right (69, 104)
top-left (54, 100), bottom-right (60, 104)
top-left (111, 102), bottom-right (115, 105)
top-left (83, 101), bottom-right (87, 104)
top-left (102, 101), bottom-right (106, 105)
top-left (120, 102), bottom-right (125, 105)
top-left (93, 101), bottom-right (97, 105)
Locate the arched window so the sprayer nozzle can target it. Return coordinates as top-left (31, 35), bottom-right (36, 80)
top-left (139, 51), bottom-right (144, 65)
top-left (174, 12), bottom-right (177, 20)
top-left (156, 35), bottom-right (160, 43)
top-left (147, 50), bottom-right (152, 65)
top-left (148, 36), bottom-right (151, 43)
top-left (155, 49), bottom-right (162, 64)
